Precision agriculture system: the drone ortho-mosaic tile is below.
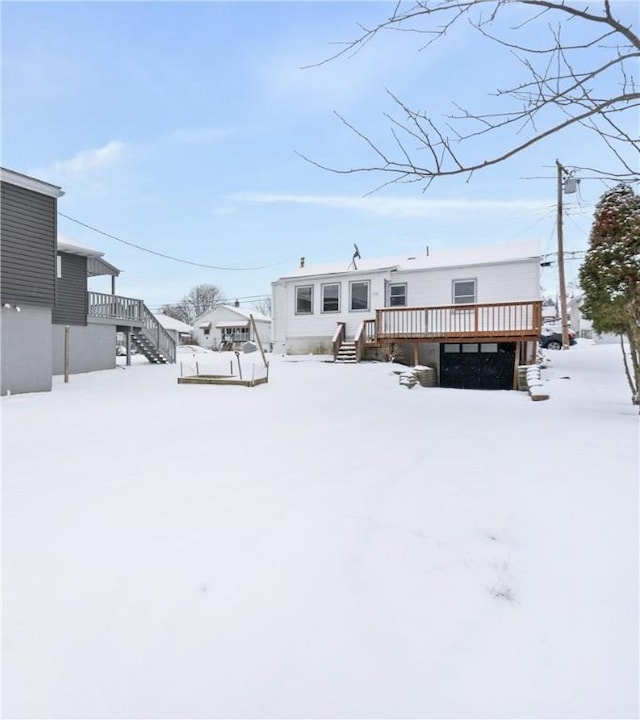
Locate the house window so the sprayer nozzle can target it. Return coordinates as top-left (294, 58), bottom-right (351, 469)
top-left (322, 283), bottom-right (340, 313)
top-left (350, 281), bottom-right (369, 311)
top-left (221, 326), bottom-right (249, 343)
top-left (295, 285), bottom-right (313, 314)
top-left (453, 279), bottom-right (476, 304)
top-left (389, 283), bottom-right (407, 307)
top-left (57, 255), bottom-right (62, 278)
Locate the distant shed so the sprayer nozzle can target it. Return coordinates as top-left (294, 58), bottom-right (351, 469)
top-left (154, 313), bottom-right (193, 345)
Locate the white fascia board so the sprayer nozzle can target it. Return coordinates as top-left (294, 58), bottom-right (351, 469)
top-left (0, 167), bottom-right (65, 198)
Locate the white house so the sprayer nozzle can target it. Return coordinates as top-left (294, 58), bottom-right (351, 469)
top-left (154, 313), bottom-right (193, 345)
top-left (192, 304), bottom-right (272, 351)
top-left (271, 239), bottom-right (542, 390)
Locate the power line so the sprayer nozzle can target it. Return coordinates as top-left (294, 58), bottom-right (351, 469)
top-left (146, 293), bottom-right (271, 310)
top-left (58, 212), bottom-right (282, 271)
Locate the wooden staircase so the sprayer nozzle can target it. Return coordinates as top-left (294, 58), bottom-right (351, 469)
top-left (88, 291), bottom-right (176, 364)
top-left (132, 302), bottom-right (176, 364)
top-left (131, 327), bottom-right (171, 363)
top-left (334, 341), bottom-right (358, 364)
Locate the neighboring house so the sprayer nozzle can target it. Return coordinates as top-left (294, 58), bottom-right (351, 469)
top-left (193, 303), bottom-right (272, 351)
top-left (568, 291), bottom-right (593, 338)
top-left (1, 167), bottom-right (176, 396)
top-left (1, 168), bottom-right (64, 395)
top-left (154, 313), bottom-right (193, 345)
top-left (271, 239), bottom-right (542, 390)
top-left (541, 301), bottom-right (558, 325)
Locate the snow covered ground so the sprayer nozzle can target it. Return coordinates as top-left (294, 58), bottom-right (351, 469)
top-left (2, 342), bottom-right (638, 718)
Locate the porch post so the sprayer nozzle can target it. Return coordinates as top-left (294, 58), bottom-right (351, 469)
top-left (64, 326), bottom-right (70, 383)
top-left (126, 329), bottom-right (132, 367)
top-left (413, 342), bottom-right (419, 367)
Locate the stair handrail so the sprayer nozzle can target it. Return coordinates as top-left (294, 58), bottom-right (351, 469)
top-left (353, 321), bottom-right (365, 362)
top-left (332, 322), bottom-right (346, 361)
top-left (138, 302), bottom-right (176, 362)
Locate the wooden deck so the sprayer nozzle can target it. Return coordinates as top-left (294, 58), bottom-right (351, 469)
top-left (346, 301), bottom-right (542, 361)
top-left (370, 301), bottom-right (541, 343)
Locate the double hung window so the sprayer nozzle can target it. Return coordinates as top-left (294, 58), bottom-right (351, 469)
top-left (350, 281), bottom-right (369, 311)
top-left (389, 283), bottom-right (407, 307)
top-left (295, 285), bottom-right (313, 314)
top-left (322, 283), bottom-right (340, 313)
top-left (452, 279), bottom-right (477, 305)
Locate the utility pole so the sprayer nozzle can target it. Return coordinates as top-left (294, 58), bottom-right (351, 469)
top-left (556, 160), bottom-right (571, 350)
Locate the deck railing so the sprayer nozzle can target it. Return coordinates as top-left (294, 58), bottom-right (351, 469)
top-left (375, 301), bottom-right (542, 341)
top-left (88, 291), bottom-right (142, 321)
top-left (138, 302), bottom-right (176, 362)
top-left (332, 322), bottom-right (346, 360)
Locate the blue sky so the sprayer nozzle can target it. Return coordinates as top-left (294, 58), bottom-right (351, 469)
top-left (2, 1), bottom-right (637, 311)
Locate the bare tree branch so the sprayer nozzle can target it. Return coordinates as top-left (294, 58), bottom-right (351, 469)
top-left (301, 0), bottom-right (640, 187)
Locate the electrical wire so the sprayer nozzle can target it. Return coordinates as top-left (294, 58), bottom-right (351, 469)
top-left (58, 212), bottom-right (283, 271)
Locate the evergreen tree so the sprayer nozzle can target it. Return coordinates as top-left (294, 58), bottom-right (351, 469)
top-left (579, 184), bottom-right (640, 405)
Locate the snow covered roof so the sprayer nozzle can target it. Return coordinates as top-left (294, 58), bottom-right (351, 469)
top-left (154, 314), bottom-right (193, 333)
top-left (219, 305), bottom-right (272, 323)
top-left (277, 239), bottom-right (541, 280)
top-left (193, 305), bottom-right (272, 327)
top-left (216, 320), bottom-right (249, 328)
top-left (58, 237), bottom-right (121, 277)
top-left (57, 239), bottom-right (104, 258)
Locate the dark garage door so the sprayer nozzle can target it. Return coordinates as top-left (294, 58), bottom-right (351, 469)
top-left (440, 342), bottom-right (516, 390)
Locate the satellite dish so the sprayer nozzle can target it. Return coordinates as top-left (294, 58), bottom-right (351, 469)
top-left (353, 243), bottom-right (361, 259)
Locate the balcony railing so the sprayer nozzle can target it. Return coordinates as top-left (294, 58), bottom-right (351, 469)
top-left (373, 300), bottom-right (542, 342)
top-left (88, 291), bottom-right (143, 321)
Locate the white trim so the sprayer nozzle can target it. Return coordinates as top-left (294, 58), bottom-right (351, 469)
top-left (0, 167), bottom-right (64, 198)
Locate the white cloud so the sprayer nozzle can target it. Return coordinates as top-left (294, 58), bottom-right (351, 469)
top-left (226, 192), bottom-right (553, 218)
top-left (51, 140), bottom-right (126, 177)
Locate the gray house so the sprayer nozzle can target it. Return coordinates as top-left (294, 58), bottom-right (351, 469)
top-left (1, 167), bottom-right (175, 396)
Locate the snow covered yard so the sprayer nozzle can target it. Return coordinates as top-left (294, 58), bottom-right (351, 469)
top-left (2, 342), bottom-right (638, 719)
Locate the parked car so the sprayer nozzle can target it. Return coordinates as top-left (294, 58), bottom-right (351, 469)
top-left (539, 328), bottom-right (577, 350)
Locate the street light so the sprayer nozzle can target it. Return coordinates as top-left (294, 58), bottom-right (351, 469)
top-left (556, 160), bottom-right (579, 349)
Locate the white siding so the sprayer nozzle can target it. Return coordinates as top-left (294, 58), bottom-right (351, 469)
top-left (273, 269), bottom-right (391, 353)
top-left (273, 258), bottom-right (540, 354)
top-left (392, 259), bottom-right (540, 306)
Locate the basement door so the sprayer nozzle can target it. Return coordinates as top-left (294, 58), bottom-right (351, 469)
top-left (439, 342), bottom-right (516, 390)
